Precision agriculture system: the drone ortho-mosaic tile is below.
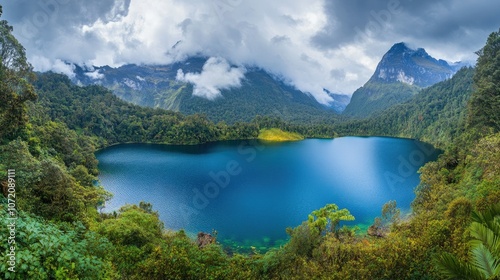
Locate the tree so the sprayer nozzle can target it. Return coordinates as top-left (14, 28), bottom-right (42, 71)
top-left (369, 200), bottom-right (401, 237)
top-left (96, 204), bottom-right (166, 278)
top-left (380, 200), bottom-right (401, 228)
top-left (436, 204), bottom-right (500, 279)
top-left (0, 5), bottom-right (36, 141)
top-left (467, 28), bottom-right (500, 133)
top-left (0, 210), bottom-right (114, 279)
top-left (307, 204), bottom-right (355, 236)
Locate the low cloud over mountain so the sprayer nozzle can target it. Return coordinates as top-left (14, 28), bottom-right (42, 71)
top-left (176, 57), bottom-right (246, 100)
top-left (3, 0), bottom-right (500, 102)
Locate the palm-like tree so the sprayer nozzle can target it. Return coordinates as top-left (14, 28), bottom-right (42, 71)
top-left (437, 204), bottom-right (500, 279)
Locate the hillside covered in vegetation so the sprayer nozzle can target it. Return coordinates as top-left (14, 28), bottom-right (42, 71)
top-left (337, 66), bottom-right (475, 148)
top-left (71, 58), bottom-right (348, 124)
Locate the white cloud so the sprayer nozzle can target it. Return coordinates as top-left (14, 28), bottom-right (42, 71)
top-left (176, 57), bottom-right (246, 100)
top-left (4, 0), bottom-right (500, 101)
top-left (85, 70), bottom-right (105, 80)
top-left (5, 0), bottom-right (341, 102)
top-left (52, 60), bottom-right (77, 78)
top-left (31, 56), bottom-right (76, 78)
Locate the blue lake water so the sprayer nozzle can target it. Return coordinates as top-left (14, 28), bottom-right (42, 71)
top-left (96, 137), bottom-right (439, 249)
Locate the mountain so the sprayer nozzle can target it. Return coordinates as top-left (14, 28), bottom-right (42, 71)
top-left (70, 58), bottom-right (350, 123)
top-left (370, 42), bottom-right (463, 87)
top-left (337, 67), bottom-right (475, 147)
top-left (325, 89), bottom-right (352, 113)
top-left (343, 42), bottom-right (464, 118)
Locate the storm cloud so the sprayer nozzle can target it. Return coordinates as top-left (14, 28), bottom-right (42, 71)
top-left (2, 0), bottom-right (500, 102)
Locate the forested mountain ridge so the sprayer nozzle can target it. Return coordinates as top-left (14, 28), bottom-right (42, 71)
top-left (337, 66), bottom-right (475, 148)
top-left (343, 42), bottom-right (465, 118)
top-left (343, 80), bottom-right (420, 118)
top-left (32, 72), bottom-right (340, 146)
top-left (70, 58), bottom-right (350, 123)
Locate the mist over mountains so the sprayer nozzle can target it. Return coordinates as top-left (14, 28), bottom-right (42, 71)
top-left (64, 42), bottom-right (467, 123)
top-left (69, 57), bottom-right (350, 123)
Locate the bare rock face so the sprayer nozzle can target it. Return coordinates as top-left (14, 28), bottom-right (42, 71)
top-left (343, 42), bottom-right (466, 118)
top-left (371, 42), bottom-right (461, 88)
top-left (196, 232), bottom-right (216, 248)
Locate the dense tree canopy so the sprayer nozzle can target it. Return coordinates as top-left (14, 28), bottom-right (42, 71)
top-left (0, 6), bottom-right (36, 142)
top-left (468, 28), bottom-right (500, 134)
top-left (337, 67), bottom-right (475, 148)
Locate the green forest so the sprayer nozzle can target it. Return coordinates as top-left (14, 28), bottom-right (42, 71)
top-left (336, 66), bottom-right (476, 148)
top-left (342, 79), bottom-right (420, 118)
top-left (1, 4), bottom-right (500, 279)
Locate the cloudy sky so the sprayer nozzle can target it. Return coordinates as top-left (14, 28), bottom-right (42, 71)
top-left (2, 0), bottom-right (500, 103)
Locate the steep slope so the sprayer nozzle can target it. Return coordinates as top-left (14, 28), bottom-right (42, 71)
top-left (344, 81), bottom-right (419, 119)
top-left (33, 72), bottom-right (340, 145)
top-left (343, 42), bottom-right (464, 118)
top-left (467, 29), bottom-right (500, 134)
top-left (370, 42), bottom-right (462, 87)
top-left (33, 72), bottom-right (257, 145)
top-left (71, 58), bottom-right (350, 123)
top-left (337, 67), bottom-right (475, 147)
top-left (325, 89), bottom-right (352, 112)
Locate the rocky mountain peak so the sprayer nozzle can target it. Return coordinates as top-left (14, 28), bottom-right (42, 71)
top-left (370, 42), bottom-right (459, 88)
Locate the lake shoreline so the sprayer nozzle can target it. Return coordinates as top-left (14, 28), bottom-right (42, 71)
top-left (96, 137), bottom-right (440, 249)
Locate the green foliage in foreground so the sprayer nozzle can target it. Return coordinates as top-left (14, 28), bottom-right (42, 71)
top-left (468, 28), bottom-right (500, 134)
top-left (437, 204), bottom-right (500, 279)
top-left (0, 6), bottom-right (36, 143)
top-left (0, 208), bottom-right (114, 280)
top-left (307, 204), bottom-right (355, 235)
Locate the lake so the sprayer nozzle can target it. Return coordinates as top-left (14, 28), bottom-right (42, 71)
top-left (96, 137), bottom-right (439, 250)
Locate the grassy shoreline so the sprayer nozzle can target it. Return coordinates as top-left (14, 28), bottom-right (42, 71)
top-left (258, 128), bottom-right (304, 142)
